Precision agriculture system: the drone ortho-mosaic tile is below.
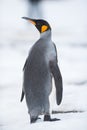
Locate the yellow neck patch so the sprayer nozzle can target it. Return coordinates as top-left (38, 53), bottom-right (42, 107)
top-left (41, 25), bottom-right (48, 33)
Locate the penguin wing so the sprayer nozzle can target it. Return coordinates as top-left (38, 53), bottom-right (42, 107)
top-left (21, 58), bottom-right (28, 101)
top-left (23, 58), bottom-right (28, 71)
top-left (49, 60), bottom-right (63, 105)
top-left (23, 46), bottom-right (33, 71)
top-left (20, 89), bottom-right (24, 102)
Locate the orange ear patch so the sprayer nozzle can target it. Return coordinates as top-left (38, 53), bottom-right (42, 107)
top-left (41, 25), bottom-right (48, 33)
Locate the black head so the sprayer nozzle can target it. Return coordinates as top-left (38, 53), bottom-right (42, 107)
top-left (22, 17), bottom-right (51, 33)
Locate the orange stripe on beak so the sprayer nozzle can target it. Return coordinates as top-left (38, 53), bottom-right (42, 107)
top-left (22, 17), bottom-right (36, 25)
top-left (29, 20), bottom-right (36, 25)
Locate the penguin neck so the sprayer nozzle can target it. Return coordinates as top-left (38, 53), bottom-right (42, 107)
top-left (40, 30), bottom-right (52, 40)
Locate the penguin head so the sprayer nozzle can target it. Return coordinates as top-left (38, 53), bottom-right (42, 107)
top-left (22, 17), bottom-right (51, 33)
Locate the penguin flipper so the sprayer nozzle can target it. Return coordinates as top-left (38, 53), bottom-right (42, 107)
top-left (23, 58), bottom-right (28, 71)
top-left (49, 60), bottom-right (63, 105)
top-left (20, 89), bottom-right (25, 102)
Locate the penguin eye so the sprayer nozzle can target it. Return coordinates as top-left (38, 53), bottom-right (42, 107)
top-left (37, 23), bottom-right (40, 26)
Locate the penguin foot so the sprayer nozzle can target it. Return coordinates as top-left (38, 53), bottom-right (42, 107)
top-left (44, 115), bottom-right (60, 122)
top-left (30, 117), bottom-right (41, 123)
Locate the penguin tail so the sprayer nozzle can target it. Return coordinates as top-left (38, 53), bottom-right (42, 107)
top-left (20, 90), bottom-right (25, 102)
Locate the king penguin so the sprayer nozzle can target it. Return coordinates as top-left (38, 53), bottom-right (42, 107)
top-left (21, 17), bottom-right (63, 123)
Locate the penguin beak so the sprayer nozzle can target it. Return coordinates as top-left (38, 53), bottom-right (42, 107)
top-left (22, 17), bottom-right (36, 25)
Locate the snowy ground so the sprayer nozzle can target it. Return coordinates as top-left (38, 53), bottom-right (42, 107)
top-left (0, 0), bottom-right (87, 130)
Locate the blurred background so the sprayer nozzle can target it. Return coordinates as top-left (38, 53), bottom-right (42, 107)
top-left (0, 0), bottom-right (87, 129)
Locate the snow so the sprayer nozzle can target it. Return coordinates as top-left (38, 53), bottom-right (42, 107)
top-left (0, 0), bottom-right (87, 130)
